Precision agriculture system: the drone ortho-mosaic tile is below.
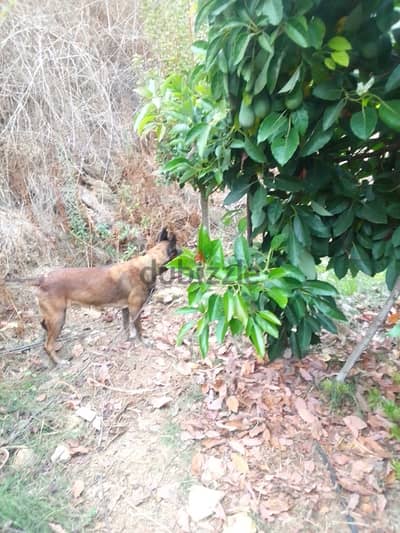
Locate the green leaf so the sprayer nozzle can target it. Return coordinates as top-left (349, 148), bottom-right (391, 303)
top-left (351, 243), bottom-right (373, 276)
top-left (197, 123), bottom-right (212, 158)
top-left (350, 107), bottom-right (378, 140)
top-left (234, 235), bottom-right (251, 266)
top-left (198, 322), bottom-right (209, 358)
top-left (254, 314), bottom-right (279, 338)
top-left (331, 51), bottom-right (349, 67)
top-left (278, 66), bottom-right (301, 94)
top-left (293, 215), bottom-right (310, 247)
top-left (258, 32), bottom-right (273, 53)
top-left (133, 102), bottom-right (157, 135)
top-left (216, 317), bottom-right (228, 343)
top-left (207, 294), bottom-right (223, 321)
top-left (392, 227), bottom-right (400, 247)
top-left (311, 201), bottom-right (333, 216)
top-left (253, 53), bottom-right (273, 95)
top-left (324, 58), bottom-right (336, 70)
top-left (250, 186), bottom-right (268, 230)
top-left (333, 209), bottom-right (354, 237)
top-left (303, 280), bottom-right (338, 296)
top-left (357, 203), bottom-right (387, 224)
top-left (261, 0), bottom-right (283, 25)
top-left (298, 248), bottom-right (316, 279)
top-left (267, 49), bottom-right (286, 93)
top-left (176, 321), bottom-right (195, 345)
top-left (385, 65), bottom-right (400, 94)
top-left (233, 294), bottom-right (248, 326)
top-left (164, 157), bottom-right (191, 172)
top-left (267, 287), bottom-right (288, 308)
top-left (224, 177), bottom-right (252, 205)
top-left (301, 123), bottom-right (333, 156)
top-left (244, 136), bottom-right (267, 163)
top-left (233, 33), bottom-right (252, 66)
top-left (328, 36), bottom-right (351, 51)
top-left (271, 128), bottom-right (299, 166)
top-left (386, 259), bottom-right (399, 290)
top-left (284, 16), bottom-right (309, 48)
top-left (313, 82), bottom-right (342, 101)
top-left (378, 100), bottom-right (400, 132)
top-left (249, 320), bottom-right (266, 357)
top-left (223, 291), bottom-right (234, 322)
top-left (291, 108), bottom-right (309, 136)
top-left (307, 17), bottom-right (326, 49)
top-left (258, 309), bottom-right (281, 326)
top-left (258, 113), bottom-right (288, 143)
top-left (322, 100), bottom-right (346, 130)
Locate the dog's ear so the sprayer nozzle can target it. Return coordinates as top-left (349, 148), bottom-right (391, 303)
top-left (157, 227), bottom-right (169, 242)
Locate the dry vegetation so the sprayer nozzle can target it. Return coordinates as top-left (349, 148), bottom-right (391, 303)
top-left (0, 0), bottom-right (198, 277)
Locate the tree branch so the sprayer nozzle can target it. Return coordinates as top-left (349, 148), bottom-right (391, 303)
top-left (336, 276), bottom-right (400, 383)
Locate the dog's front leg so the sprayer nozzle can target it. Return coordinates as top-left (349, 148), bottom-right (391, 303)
top-left (122, 307), bottom-right (130, 339)
top-left (127, 292), bottom-right (146, 342)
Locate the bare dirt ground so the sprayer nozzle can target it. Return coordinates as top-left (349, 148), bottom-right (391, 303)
top-left (1, 280), bottom-right (400, 533)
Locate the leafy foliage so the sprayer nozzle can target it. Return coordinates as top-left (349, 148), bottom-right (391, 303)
top-left (169, 226), bottom-right (344, 358)
top-left (139, 0), bottom-right (400, 359)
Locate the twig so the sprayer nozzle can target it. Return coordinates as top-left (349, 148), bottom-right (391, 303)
top-left (314, 441), bottom-right (359, 533)
top-left (87, 377), bottom-right (157, 396)
top-left (336, 275), bottom-right (400, 383)
top-left (0, 447), bottom-right (9, 471)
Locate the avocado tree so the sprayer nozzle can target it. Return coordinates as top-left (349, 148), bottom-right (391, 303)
top-left (134, 66), bottom-right (231, 231)
top-left (137, 0), bottom-right (400, 362)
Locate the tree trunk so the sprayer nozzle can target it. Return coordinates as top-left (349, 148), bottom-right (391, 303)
top-left (246, 193), bottom-right (252, 245)
top-left (336, 276), bottom-right (400, 383)
top-left (200, 189), bottom-right (209, 233)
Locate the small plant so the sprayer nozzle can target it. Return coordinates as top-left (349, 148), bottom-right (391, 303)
top-left (392, 372), bottom-right (400, 386)
top-left (367, 387), bottom-right (383, 409)
top-left (320, 378), bottom-right (355, 410)
top-left (382, 399), bottom-right (400, 424)
top-left (169, 226), bottom-right (344, 359)
top-left (392, 459), bottom-right (400, 480)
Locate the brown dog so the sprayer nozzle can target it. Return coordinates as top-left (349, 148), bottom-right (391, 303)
top-left (25, 228), bottom-right (179, 365)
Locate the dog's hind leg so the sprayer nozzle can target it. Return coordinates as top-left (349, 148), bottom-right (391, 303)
top-left (39, 301), bottom-right (66, 365)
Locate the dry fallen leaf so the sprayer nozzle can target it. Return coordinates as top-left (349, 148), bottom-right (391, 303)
top-left (201, 456), bottom-right (225, 482)
top-left (191, 453), bottom-right (204, 476)
top-left (347, 493), bottom-right (360, 511)
top-left (71, 479), bottom-right (85, 499)
top-left (76, 406), bottom-right (96, 422)
top-left (51, 444), bottom-right (71, 464)
top-left (259, 495), bottom-right (291, 518)
top-left (343, 415), bottom-right (367, 438)
top-left (201, 438), bottom-right (225, 449)
top-left (229, 439), bottom-right (246, 455)
top-left (337, 477), bottom-right (375, 496)
top-left (36, 393), bottom-right (47, 402)
top-left (223, 512), bottom-right (257, 533)
top-left (49, 523), bottom-right (67, 533)
top-left (187, 485), bottom-right (225, 522)
top-left (150, 396), bottom-right (173, 409)
top-left (226, 395), bottom-right (239, 413)
top-left (231, 453), bottom-right (249, 474)
top-left (294, 397), bottom-right (317, 424)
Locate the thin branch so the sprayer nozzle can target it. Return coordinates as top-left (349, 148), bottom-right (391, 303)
top-left (336, 276), bottom-right (400, 383)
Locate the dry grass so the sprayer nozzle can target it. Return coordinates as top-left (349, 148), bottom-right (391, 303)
top-left (0, 0), bottom-right (146, 272)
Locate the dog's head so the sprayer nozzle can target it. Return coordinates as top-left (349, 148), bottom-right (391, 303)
top-left (144, 228), bottom-right (181, 277)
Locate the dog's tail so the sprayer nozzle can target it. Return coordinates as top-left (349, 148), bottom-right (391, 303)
top-left (3, 276), bottom-right (40, 286)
